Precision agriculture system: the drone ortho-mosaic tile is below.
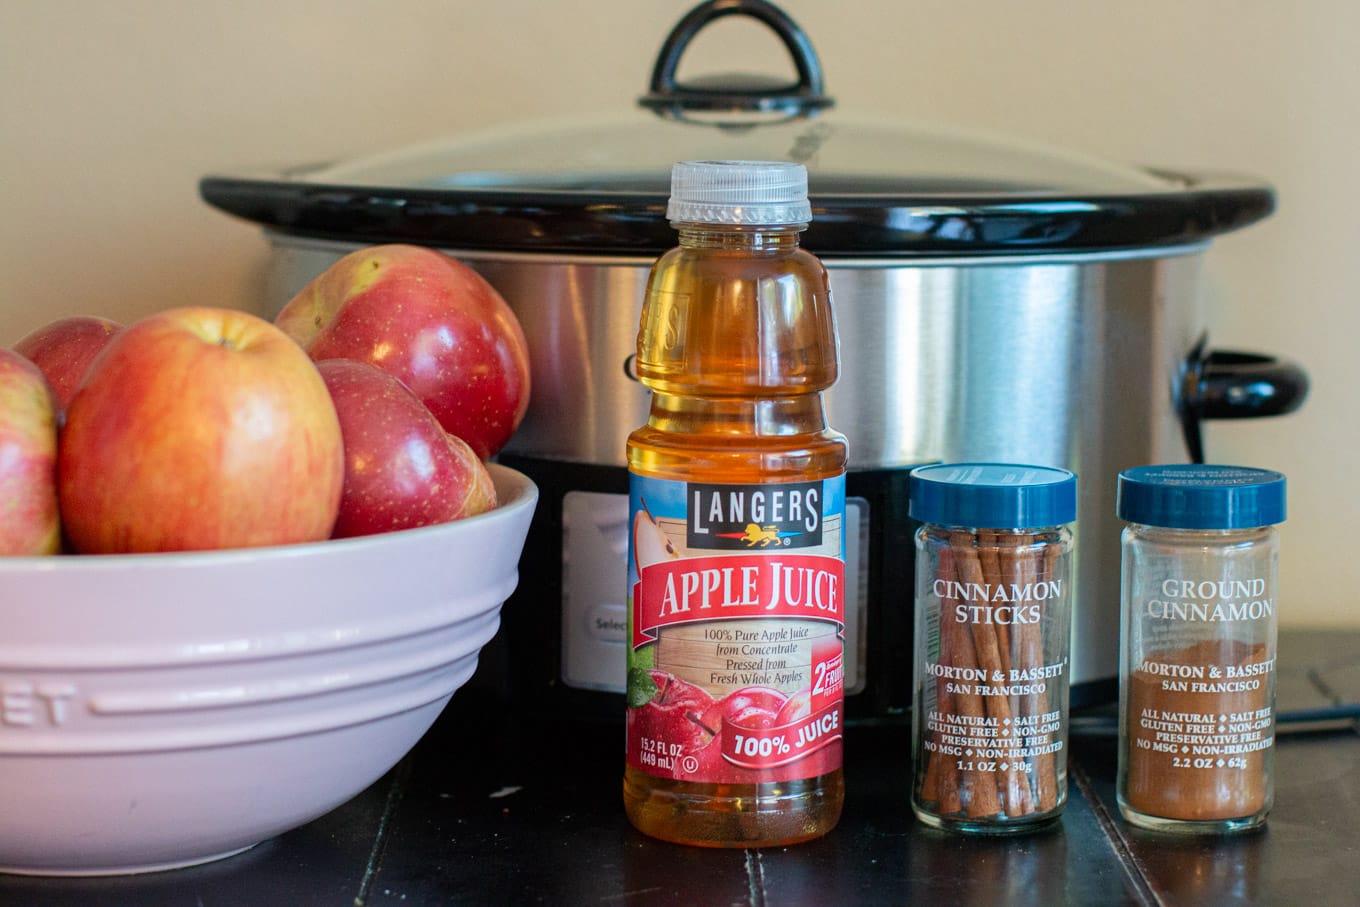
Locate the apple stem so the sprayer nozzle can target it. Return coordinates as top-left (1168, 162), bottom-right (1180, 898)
top-left (687, 709), bottom-right (718, 738)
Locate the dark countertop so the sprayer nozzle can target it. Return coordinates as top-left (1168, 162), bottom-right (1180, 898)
top-left (3, 630), bottom-right (1357, 905)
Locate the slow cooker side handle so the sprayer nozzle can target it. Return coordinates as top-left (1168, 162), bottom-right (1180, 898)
top-left (1177, 333), bottom-right (1310, 463)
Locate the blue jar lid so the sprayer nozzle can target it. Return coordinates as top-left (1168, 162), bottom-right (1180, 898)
top-left (909, 463), bottom-right (1078, 529)
top-left (1116, 464), bottom-right (1286, 529)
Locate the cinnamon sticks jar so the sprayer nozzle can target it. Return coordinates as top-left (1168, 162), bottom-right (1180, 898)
top-left (1116, 465), bottom-right (1286, 834)
top-left (908, 463), bottom-right (1077, 833)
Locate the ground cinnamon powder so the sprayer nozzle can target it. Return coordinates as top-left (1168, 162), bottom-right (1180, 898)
top-left (1124, 638), bottom-right (1273, 821)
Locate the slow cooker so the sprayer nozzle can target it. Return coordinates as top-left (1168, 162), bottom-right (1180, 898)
top-left (200, 0), bottom-right (1307, 722)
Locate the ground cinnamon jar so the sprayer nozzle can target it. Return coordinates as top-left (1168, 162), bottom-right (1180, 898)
top-left (909, 463), bottom-right (1077, 833)
top-left (1116, 464), bottom-right (1286, 834)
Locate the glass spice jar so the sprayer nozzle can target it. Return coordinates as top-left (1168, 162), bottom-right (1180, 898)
top-left (909, 463), bottom-right (1077, 833)
top-left (1116, 464), bottom-right (1286, 834)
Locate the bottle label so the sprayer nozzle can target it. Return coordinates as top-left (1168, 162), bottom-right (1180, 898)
top-left (626, 474), bottom-right (846, 783)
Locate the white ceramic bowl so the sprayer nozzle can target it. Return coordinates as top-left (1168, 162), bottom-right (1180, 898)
top-left (0, 464), bottom-right (536, 876)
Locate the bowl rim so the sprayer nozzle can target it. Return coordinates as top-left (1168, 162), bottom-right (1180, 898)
top-left (0, 463), bottom-right (537, 569)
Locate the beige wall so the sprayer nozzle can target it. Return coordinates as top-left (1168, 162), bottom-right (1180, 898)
top-left (2, 1), bottom-right (1353, 626)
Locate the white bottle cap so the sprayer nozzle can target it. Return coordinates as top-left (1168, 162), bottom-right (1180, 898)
top-left (666, 160), bottom-right (812, 226)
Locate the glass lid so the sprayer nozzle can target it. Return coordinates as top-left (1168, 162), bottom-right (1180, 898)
top-left (311, 111), bottom-right (1172, 198)
top-left (201, 0), bottom-right (1273, 257)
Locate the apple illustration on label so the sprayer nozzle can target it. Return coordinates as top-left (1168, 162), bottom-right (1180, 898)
top-left (776, 687), bottom-right (813, 725)
top-left (648, 670), bottom-right (712, 712)
top-left (633, 504), bottom-right (678, 576)
top-left (702, 686), bottom-right (789, 737)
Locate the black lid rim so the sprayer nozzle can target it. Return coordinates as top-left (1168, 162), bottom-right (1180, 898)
top-left (199, 173), bottom-right (1275, 257)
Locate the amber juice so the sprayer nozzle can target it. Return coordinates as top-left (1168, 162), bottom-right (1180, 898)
top-left (623, 224), bottom-right (848, 847)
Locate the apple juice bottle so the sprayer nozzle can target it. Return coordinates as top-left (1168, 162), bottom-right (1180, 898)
top-left (623, 160), bottom-right (848, 847)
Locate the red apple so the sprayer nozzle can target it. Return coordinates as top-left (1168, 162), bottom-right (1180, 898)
top-left (275, 244), bottom-right (530, 459)
top-left (317, 359), bottom-right (496, 538)
top-left (12, 316), bottom-right (123, 411)
top-left (0, 350), bottom-right (60, 555)
top-left (59, 307), bottom-right (344, 553)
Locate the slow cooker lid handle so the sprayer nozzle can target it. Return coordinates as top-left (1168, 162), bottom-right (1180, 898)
top-left (638, 0), bottom-right (835, 117)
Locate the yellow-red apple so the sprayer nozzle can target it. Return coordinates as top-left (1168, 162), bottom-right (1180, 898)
top-left (275, 244), bottom-right (530, 459)
top-left (0, 350), bottom-right (60, 555)
top-left (59, 307), bottom-right (344, 553)
top-left (317, 359), bottom-right (496, 538)
top-left (13, 316), bottom-right (123, 411)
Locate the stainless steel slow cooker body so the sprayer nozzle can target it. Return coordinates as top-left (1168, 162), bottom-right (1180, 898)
top-left (201, 0), bottom-right (1307, 720)
top-left (258, 238), bottom-right (1231, 717)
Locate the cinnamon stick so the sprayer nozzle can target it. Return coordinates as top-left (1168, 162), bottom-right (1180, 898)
top-left (919, 557), bottom-right (952, 805)
top-left (920, 548), bottom-right (950, 805)
top-left (930, 547), bottom-right (962, 815)
top-left (951, 531), bottom-right (1031, 818)
top-left (946, 593), bottom-right (1003, 819)
top-left (997, 532), bottom-right (1037, 816)
top-left (1038, 541), bottom-right (1062, 810)
top-left (1013, 536), bottom-right (1059, 812)
top-left (977, 532), bottom-right (1013, 675)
